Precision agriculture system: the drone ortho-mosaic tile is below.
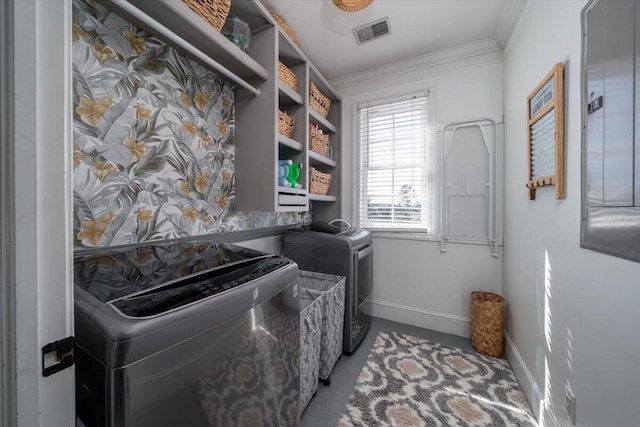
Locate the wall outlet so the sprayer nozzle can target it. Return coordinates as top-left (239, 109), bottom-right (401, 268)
top-left (564, 385), bottom-right (576, 425)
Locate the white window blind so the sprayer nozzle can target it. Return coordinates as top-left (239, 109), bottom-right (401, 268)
top-left (358, 94), bottom-right (433, 231)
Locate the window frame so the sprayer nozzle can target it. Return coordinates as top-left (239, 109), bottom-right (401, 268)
top-left (355, 90), bottom-right (437, 236)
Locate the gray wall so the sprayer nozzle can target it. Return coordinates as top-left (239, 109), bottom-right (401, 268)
top-left (503, 1), bottom-right (640, 425)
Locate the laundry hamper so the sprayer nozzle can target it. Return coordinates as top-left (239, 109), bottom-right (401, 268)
top-left (470, 291), bottom-right (504, 357)
top-left (299, 271), bottom-right (346, 386)
top-left (299, 290), bottom-right (322, 415)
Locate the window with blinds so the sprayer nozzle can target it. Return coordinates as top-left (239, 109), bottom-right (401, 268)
top-left (358, 94), bottom-right (433, 231)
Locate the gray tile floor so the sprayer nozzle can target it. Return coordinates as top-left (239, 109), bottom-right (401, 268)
top-left (300, 317), bottom-right (475, 427)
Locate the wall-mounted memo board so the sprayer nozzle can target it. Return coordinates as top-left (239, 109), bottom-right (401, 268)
top-left (526, 63), bottom-right (565, 200)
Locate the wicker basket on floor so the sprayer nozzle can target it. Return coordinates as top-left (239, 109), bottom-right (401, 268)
top-left (470, 291), bottom-right (504, 357)
top-left (308, 125), bottom-right (329, 157)
top-left (270, 11), bottom-right (301, 47)
top-left (278, 110), bottom-right (295, 138)
top-left (309, 168), bottom-right (331, 195)
top-left (278, 61), bottom-right (298, 93)
top-left (182, 0), bottom-right (231, 32)
top-left (309, 82), bottom-right (331, 118)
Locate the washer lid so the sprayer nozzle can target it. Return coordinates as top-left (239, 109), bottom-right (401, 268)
top-left (73, 240), bottom-right (279, 305)
top-left (286, 227), bottom-right (371, 248)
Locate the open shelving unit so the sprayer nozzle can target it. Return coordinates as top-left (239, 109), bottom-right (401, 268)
top-left (235, 22), bottom-right (312, 211)
top-left (101, 0), bottom-right (342, 213)
top-left (307, 64), bottom-right (341, 220)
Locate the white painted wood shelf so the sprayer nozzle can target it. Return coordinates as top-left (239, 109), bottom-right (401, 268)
top-left (102, 0), bottom-right (270, 83)
top-left (309, 150), bottom-right (336, 167)
top-left (308, 194), bottom-right (337, 202)
top-left (278, 82), bottom-right (303, 106)
top-left (309, 109), bottom-right (337, 134)
top-left (278, 134), bottom-right (304, 152)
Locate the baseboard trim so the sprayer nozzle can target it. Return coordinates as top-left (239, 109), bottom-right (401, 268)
top-left (504, 331), bottom-right (561, 427)
top-left (363, 299), bottom-right (471, 338)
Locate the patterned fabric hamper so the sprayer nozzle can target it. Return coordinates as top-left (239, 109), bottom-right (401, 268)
top-left (299, 271), bottom-right (346, 384)
top-left (299, 290), bottom-right (322, 415)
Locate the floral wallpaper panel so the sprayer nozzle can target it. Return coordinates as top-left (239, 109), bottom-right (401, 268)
top-left (72, 0), bottom-right (307, 249)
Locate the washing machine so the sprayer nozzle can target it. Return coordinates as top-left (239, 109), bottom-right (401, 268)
top-left (74, 239), bottom-right (300, 427)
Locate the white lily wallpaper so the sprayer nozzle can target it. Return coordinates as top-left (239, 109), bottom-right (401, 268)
top-left (72, 0), bottom-right (305, 248)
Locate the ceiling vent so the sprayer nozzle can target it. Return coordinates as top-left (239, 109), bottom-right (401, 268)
top-left (353, 17), bottom-right (391, 45)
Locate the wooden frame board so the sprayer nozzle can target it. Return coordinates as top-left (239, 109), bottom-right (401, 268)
top-left (526, 63), bottom-right (565, 200)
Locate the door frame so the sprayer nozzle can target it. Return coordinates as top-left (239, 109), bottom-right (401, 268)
top-left (3, 1), bottom-right (75, 426)
top-left (1, 0), bottom-right (16, 424)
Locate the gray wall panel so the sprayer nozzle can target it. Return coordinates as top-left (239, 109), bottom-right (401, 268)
top-left (585, 0), bottom-right (604, 207)
top-left (602, 1), bottom-right (634, 206)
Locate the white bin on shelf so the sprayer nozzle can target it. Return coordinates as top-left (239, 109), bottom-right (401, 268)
top-left (299, 270), bottom-right (346, 385)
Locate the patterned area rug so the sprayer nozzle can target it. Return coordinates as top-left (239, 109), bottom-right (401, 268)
top-left (338, 331), bottom-right (536, 427)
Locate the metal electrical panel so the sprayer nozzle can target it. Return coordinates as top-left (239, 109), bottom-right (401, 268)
top-left (581, 0), bottom-right (640, 262)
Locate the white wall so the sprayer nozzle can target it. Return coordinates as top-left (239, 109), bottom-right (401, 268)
top-left (333, 44), bottom-right (504, 337)
top-left (503, 1), bottom-right (640, 426)
top-left (11, 1), bottom-right (75, 426)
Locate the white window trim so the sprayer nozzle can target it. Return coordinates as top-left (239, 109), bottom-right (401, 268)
top-left (353, 89), bottom-right (438, 237)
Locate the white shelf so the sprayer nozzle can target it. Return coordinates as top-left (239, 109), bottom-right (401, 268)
top-left (278, 81), bottom-right (303, 106)
top-left (309, 150), bottom-right (336, 167)
top-left (309, 109), bottom-right (337, 133)
top-left (278, 134), bottom-right (304, 151)
top-left (106, 0), bottom-right (269, 82)
top-left (309, 194), bottom-right (337, 202)
top-left (278, 186), bottom-right (307, 195)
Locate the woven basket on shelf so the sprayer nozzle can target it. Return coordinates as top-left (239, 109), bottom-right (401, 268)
top-left (182, 0), bottom-right (231, 32)
top-left (470, 291), bottom-right (504, 357)
top-left (309, 168), bottom-right (331, 195)
top-left (278, 110), bottom-right (295, 138)
top-left (308, 125), bottom-right (329, 157)
top-left (270, 11), bottom-right (301, 47)
top-left (278, 61), bottom-right (298, 93)
top-left (309, 82), bottom-right (331, 118)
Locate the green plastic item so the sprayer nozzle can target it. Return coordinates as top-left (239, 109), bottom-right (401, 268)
top-left (287, 162), bottom-right (302, 189)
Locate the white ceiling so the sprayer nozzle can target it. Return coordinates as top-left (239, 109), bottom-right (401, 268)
top-left (260, 0), bottom-right (525, 82)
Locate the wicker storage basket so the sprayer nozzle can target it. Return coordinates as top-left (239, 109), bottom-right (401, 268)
top-left (278, 61), bottom-right (298, 93)
top-left (182, 0), bottom-right (231, 32)
top-left (308, 125), bottom-right (329, 157)
top-left (310, 168), bottom-right (331, 195)
top-left (270, 11), bottom-right (301, 47)
top-left (278, 110), bottom-right (295, 138)
top-left (309, 82), bottom-right (331, 118)
top-left (471, 291), bottom-right (504, 357)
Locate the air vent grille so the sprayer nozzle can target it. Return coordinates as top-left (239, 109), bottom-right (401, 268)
top-left (353, 17), bottom-right (391, 45)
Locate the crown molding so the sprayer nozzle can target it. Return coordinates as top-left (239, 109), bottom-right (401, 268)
top-left (330, 38), bottom-right (502, 91)
top-left (493, 0), bottom-right (527, 49)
